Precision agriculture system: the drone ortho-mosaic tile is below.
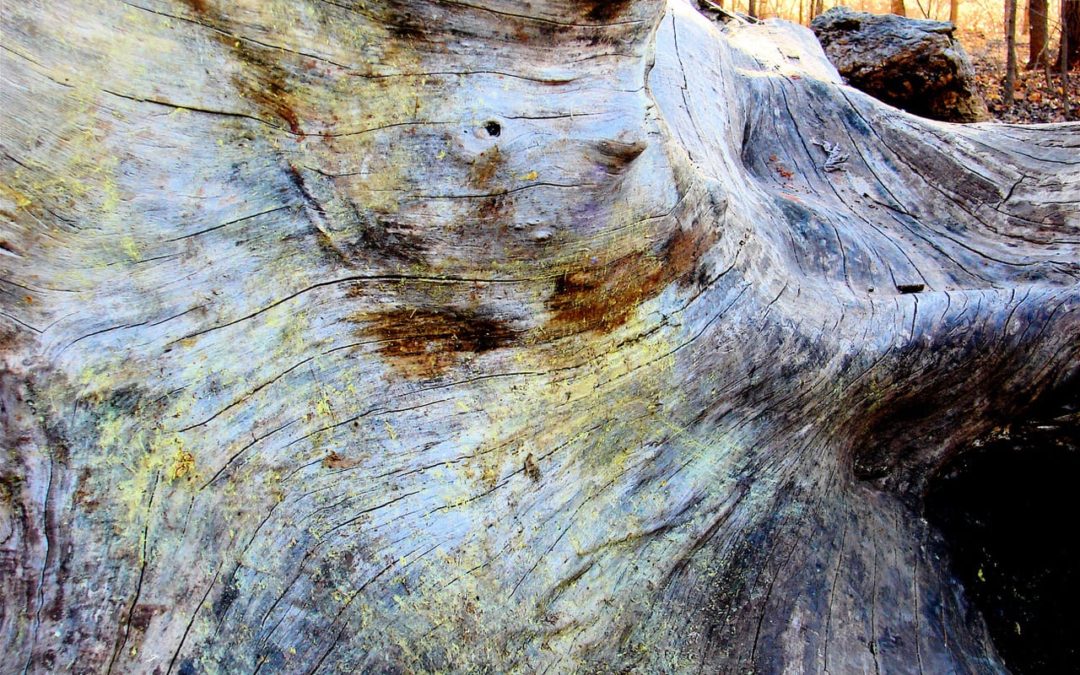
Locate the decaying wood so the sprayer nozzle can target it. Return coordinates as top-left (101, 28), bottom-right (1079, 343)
top-left (1, 1), bottom-right (1077, 673)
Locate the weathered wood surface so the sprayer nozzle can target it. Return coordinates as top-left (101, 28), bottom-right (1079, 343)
top-left (1, 1), bottom-right (1077, 673)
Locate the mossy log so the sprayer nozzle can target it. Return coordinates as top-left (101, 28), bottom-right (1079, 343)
top-left (1, 1), bottom-right (1078, 673)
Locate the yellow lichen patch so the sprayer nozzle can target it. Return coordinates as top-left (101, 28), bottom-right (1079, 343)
top-left (169, 449), bottom-right (196, 481)
top-left (120, 237), bottom-right (141, 261)
top-left (383, 420), bottom-right (398, 441)
top-left (315, 395), bottom-right (334, 418)
top-left (0, 182), bottom-right (33, 208)
top-left (480, 462), bottom-right (500, 488)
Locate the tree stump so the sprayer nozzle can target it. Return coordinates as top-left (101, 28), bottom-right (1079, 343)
top-left (1, 1), bottom-right (1077, 673)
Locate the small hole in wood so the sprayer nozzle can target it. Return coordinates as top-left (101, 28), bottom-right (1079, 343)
top-left (484, 121), bottom-right (501, 137)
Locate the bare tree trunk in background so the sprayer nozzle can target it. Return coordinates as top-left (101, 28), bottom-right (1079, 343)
top-left (1063, 0), bottom-right (1075, 116)
top-left (1029, 0), bottom-right (1049, 67)
top-left (951, 0), bottom-right (960, 24)
top-left (749, 0), bottom-right (759, 18)
top-left (2, 1), bottom-right (1078, 674)
top-left (1058, 0), bottom-right (1080, 68)
top-left (813, 0), bottom-right (825, 18)
top-left (1006, 0), bottom-right (1019, 103)
top-left (1021, 0), bottom-right (1029, 34)
top-left (891, 0), bottom-right (907, 16)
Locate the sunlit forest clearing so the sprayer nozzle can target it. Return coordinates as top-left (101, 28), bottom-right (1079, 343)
top-left (712, 0), bottom-right (1079, 121)
top-left (717, 0), bottom-right (1055, 35)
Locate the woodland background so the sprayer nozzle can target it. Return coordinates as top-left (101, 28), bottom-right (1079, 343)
top-left (714, 0), bottom-right (1080, 121)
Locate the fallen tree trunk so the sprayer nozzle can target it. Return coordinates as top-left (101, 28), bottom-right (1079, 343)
top-left (1, 1), bottom-right (1077, 673)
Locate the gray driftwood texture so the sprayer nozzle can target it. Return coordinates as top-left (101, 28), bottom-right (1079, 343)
top-left (1, 1), bottom-right (1078, 673)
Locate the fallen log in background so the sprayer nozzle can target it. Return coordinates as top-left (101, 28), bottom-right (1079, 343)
top-left (1, 0), bottom-right (1078, 672)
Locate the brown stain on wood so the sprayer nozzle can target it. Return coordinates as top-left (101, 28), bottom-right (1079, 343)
top-left (547, 220), bottom-right (719, 336)
top-left (73, 467), bottom-right (99, 513)
top-left (186, 2), bottom-right (303, 133)
top-left (548, 250), bottom-right (665, 336)
top-left (285, 164), bottom-right (324, 215)
top-left (662, 216), bottom-right (721, 289)
top-left (322, 451), bottom-right (362, 470)
top-left (228, 38), bottom-right (303, 134)
top-left (582, 0), bottom-right (634, 22)
top-left (382, 6), bottom-right (430, 41)
top-left (180, 0), bottom-right (208, 13)
top-left (477, 194), bottom-right (512, 223)
top-left (355, 308), bottom-right (516, 379)
top-left (524, 453), bottom-right (541, 482)
top-left (468, 146), bottom-right (517, 237)
top-left (469, 147), bottom-right (504, 187)
top-left (0, 239), bottom-right (20, 257)
top-left (593, 139), bottom-right (648, 172)
top-left (129, 604), bottom-right (162, 632)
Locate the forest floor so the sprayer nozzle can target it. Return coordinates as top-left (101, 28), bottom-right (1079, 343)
top-left (959, 31), bottom-right (1080, 122)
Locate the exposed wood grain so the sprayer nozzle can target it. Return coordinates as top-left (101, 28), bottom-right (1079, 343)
top-left (2, 1), bottom-right (1077, 672)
